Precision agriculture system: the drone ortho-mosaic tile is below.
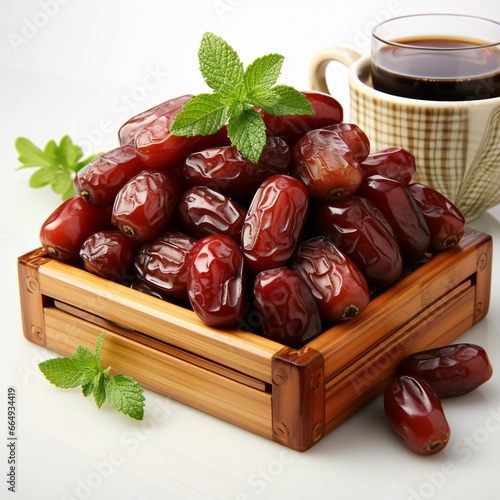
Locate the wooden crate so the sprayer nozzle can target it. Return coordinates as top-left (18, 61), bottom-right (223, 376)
top-left (18, 228), bottom-right (492, 451)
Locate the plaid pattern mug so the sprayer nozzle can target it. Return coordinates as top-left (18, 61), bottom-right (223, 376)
top-left (309, 14), bottom-right (500, 221)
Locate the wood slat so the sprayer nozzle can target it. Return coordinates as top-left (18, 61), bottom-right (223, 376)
top-left (43, 307), bottom-right (273, 439)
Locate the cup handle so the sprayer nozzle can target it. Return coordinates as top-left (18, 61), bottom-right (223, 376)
top-left (309, 45), bottom-right (363, 93)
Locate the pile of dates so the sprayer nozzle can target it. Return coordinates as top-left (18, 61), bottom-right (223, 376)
top-left (39, 91), bottom-right (466, 349)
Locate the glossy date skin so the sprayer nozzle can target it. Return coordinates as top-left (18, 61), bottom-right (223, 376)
top-left (241, 174), bottom-right (309, 273)
top-left (134, 95), bottom-right (230, 169)
top-left (75, 144), bottom-right (147, 207)
top-left (181, 137), bottom-right (290, 203)
top-left (178, 186), bottom-right (247, 241)
top-left (260, 90), bottom-right (343, 147)
top-left (187, 234), bottom-right (248, 327)
top-left (292, 236), bottom-right (370, 323)
top-left (292, 129), bottom-right (362, 201)
top-left (398, 344), bottom-right (493, 397)
top-left (323, 122), bottom-right (370, 162)
top-left (39, 195), bottom-right (109, 263)
top-left (80, 230), bottom-right (139, 283)
top-left (112, 169), bottom-right (180, 242)
top-left (408, 183), bottom-right (465, 253)
top-left (118, 95), bottom-right (195, 146)
top-left (134, 230), bottom-right (197, 300)
top-left (360, 147), bottom-right (416, 184)
top-left (384, 375), bottom-right (450, 455)
top-left (356, 175), bottom-right (430, 262)
top-left (253, 267), bottom-right (322, 349)
top-left (314, 196), bottom-right (403, 287)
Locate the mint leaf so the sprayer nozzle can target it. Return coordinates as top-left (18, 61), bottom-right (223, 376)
top-left (199, 32), bottom-right (244, 92)
top-left (244, 54), bottom-right (284, 90)
top-left (257, 84), bottom-right (315, 116)
top-left (105, 374), bottom-right (145, 420)
top-left (171, 32), bottom-right (315, 163)
top-left (227, 107), bottom-right (267, 164)
top-left (169, 93), bottom-right (229, 137)
top-left (39, 345), bottom-right (97, 389)
top-left (39, 333), bottom-right (146, 420)
top-left (15, 135), bottom-right (101, 200)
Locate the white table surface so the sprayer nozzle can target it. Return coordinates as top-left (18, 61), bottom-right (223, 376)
top-left (1, 1), bottom-right (500, 499)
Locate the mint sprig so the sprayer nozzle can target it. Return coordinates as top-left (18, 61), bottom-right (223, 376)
top-left (39, 333), bottom-right (145, 420)
top-left (170, 32), bottom-right (314, 163)
top-left (15, 135), bottom-right (100, 200)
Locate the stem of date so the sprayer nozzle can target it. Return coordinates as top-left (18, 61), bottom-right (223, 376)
top-left (6, 387), bottom-right (17, 493)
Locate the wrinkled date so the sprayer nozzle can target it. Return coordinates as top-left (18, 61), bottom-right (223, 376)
top-left (398, 343), bottom-right (493, 397)
top-left (181, 137), bottom-right (290, 203)
top-left (356, 175), bottom-right (430, 262)
top-left (360, 147), bottom-right (416, 184)
top-left (187, 234), bottom-right (248, 327)
top-left (241, 174), bottom-right (309, 273)
top-left (80, 230), bottom-right (139, 283)
top-left (314, 196), bottom-right (403, 287)
top-left (178, 186), bottom-right (247, 241)
top-left (39, 195), bottom-right (109, 263)
top-left (112, 169), bottom-right (181, 242)
top-left (260, 90), bottom-right (343, 147)
top-left (292, 128), bottom-right (362, 201)
top-left (409, 183), bottom-right (466, 253)
top-left (384, 375), bottom-right (450, 455)
top-left (76, 144), bottom-right (147, 207)
top-left (134, 230), bottom-right (197, 300)
top-left (134, 95), bottom-right (230, 169)
top-left (253, 267), bottom-right (322, 348)
top-left (323, 122), bottom-right (370, 162)
top-left (292, 236), bottom-right (370, 323)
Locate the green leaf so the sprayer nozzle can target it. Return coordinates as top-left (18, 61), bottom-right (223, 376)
top-left (170, 93), bottom-right (229, 137)
top-left (227, 107), bottom-right (267, 164)
top-left (29, 166), bottom-right (57, 188)
top-left (57, 135), bottom-right (83, 171)
top-left (93, 373), bottom-right (107, 409)
top-left (105, 374), bottom-right (145, 420)
top-left (15, 137), bottom-right (53, 167)
top-left (256, 84), bottom-right (315, 116)
top-left (198, 32), bottom-right (244, 92)
top-left (39, 346), bottom-right (97, 389)
top-left (244, 53), bottom-right (283, 91)
top-left (51, 173), bottom-right (74, 197)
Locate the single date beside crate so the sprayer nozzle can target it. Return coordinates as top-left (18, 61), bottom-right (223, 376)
top-left (18, 228), bottom-right (492, 451)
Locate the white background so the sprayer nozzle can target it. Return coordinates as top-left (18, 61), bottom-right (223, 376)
top-left (1, 1), bottom-right (500, 499)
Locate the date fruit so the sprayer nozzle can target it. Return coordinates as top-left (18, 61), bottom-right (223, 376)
top-left (356, 175), bottom-right (430, 262)
top-left (408, 183), bottom-right (465, 253)
top-left (241, 174), bottom-right (309, 273)
top-left (384, 375), bottom-right (450, 455)
top-left (80, 230), bottom-right (139, 283)
top-left (292, 236), bottom-right (370, 323)
top-left (261, 90), bottom-right (343, 147)
top-left (76, 144), bottom-right (147, 207)
top-left (187, 234), bottom-right (248, 327)
top-left (314, 196), bottom-right (403, 286)
top-left (181, 137), bottom-right (290, 203)
top-left (360, 147), bottom-right (416, 184)
top-left (292, 128), bottom-right (362, 201)
top-left (323, 122), bottom-right (370, 162)
top-left (134, 230), bottom-right (197, 300)
top-left (39, 195), bottom-right (109, 263)
top-left (112, 169), bottom-right (180, 242)
top-left (253, 267), bottom-right (322, 348)
top-left (398, 343), bottom-right (493, 397)
top-left (178, 186), bottom-right (247, 241)
top-left (134, 95), bottom-right (230, 169)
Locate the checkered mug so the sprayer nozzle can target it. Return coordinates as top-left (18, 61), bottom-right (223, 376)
top-left (309, 46), bottom-right (500, 221)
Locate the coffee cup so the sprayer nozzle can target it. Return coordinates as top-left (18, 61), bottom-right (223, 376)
top-left (308, 14), bottom-right (500, 221)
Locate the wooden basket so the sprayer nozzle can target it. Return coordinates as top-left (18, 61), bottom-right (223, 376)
top-left (18, 228), bottom-right (492, 451)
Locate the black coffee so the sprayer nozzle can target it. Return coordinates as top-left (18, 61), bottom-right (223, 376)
top-left (372, 36), bottom-right (500, 101)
